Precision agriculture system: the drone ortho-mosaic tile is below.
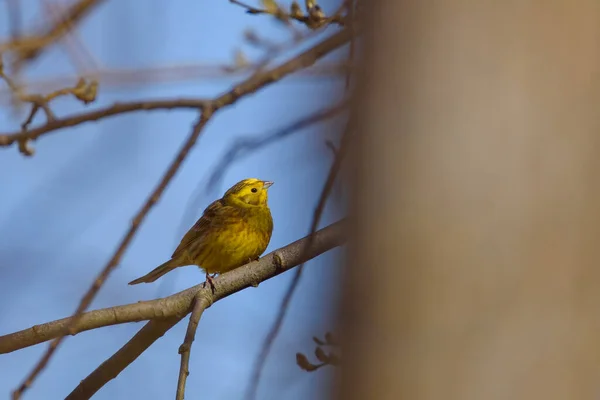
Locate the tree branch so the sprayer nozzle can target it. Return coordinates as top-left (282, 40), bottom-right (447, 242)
top-left (0, 221), bottom-right (345, 354)
top-left (0, 292), bottom-right (192, 353)
top-left (64, 220), bottom-right (346, 399)
top-left (230, 0), bottom-right (347, 29)
top-left (176, 294), bottom-right (212, 400)
top-left (210, 28), bottom-right (352, 109)
top-left (0, 98), bottom-right (210, 149)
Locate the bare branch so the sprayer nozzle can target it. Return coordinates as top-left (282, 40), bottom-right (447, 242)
top-left (17, 77), bottom-right (99, 141)
top-left (0, 220), bottom-right (345, 355)
top-left (245, 118), bottom-right (351, 400)
top-left (0, 59), bottom-right (100, 155)
top-left (0, 98), bottom-right (211, 149)
top-left (211, 28), bottom-right (352, 108)
top-left (65, 220), bottom-right (345, 399)
top-left (230, 0), bottom-right (346, 29)
top-left (176, 294), bottom-right (212, 400)
top-left (0, 291), bottom-right (191, 353)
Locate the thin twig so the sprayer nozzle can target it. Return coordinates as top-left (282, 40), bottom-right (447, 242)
top-left (0, 63), bottom-right (99, 154)
top-left (176, 294), bottom-right (212, 400)
top-left (230, 0), bottom-right (346, 28)
top-left (19, 95), bottom-right (54, 133)
top-left (64, 220), bottom-right (346, 400)
top-left (238, 0), bottom-right (349, 77)
top-left (0, 98), bottom-right (211, 148)
top-left (211, 27), bottom-right (351, 111)
top-left (11, 111), bottom-right (213, 400)
top-left (245, 119), bottom-right (352, 400)
top-left (12, 27), bottom-right (353, 398)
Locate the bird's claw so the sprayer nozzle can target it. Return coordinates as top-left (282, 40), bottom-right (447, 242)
top-left (203, 273), bottom-right (217, 294)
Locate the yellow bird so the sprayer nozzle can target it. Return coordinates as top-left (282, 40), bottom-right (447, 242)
top-left (128, 178), bottom-right (274, 288)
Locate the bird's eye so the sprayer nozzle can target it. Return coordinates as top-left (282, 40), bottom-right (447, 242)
top-left (251, 188), bottom-right (258, 193)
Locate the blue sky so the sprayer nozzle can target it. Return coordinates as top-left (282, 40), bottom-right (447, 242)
top-left (0, 1), bottom-right (346, 399)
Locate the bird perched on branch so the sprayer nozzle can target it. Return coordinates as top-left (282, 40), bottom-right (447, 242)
top-left (128, 178), bottom-right (274, 290)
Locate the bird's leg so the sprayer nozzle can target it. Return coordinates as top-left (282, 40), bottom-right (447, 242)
top-left (203, 272), bottom-right (217, 294)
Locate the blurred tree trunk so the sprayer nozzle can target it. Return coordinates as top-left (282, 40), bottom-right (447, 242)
top-left (340, 1), bottom-right (600, 399)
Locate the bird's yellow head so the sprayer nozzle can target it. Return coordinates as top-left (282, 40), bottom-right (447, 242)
top-left (223, 178), bottom-right (273, 207)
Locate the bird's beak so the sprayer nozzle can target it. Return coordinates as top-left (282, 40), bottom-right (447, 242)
top-left (263, 181), bottom-right (274, 189)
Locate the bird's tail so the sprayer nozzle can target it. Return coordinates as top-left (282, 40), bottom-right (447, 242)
top-left (128, 258), bottom-right (181, 285)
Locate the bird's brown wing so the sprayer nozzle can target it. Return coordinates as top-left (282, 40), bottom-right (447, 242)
top-left (171, 199), bottom-right (238, 259)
